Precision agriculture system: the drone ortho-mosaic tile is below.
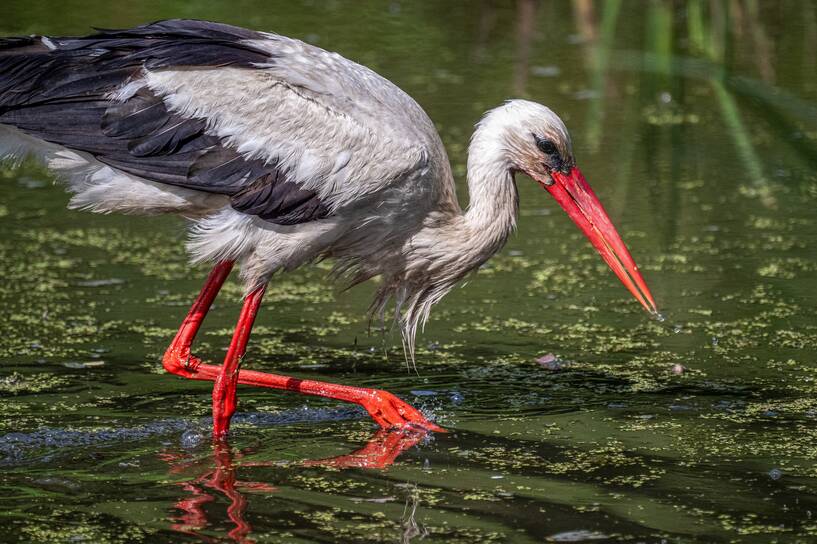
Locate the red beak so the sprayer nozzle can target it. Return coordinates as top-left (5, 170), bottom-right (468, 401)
top-left (541, 166), bottom-right (658, 314)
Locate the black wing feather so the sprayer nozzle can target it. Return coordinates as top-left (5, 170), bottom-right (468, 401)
top-left (0, 19), bottom-right (327, 225)
top-left (102, 94), bottom-right (169, 139)
top-left (231, 172), bottom-right (329, 223)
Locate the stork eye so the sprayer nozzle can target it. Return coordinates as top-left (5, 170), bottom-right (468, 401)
top-left (534, 135), bottom-right (558, 155)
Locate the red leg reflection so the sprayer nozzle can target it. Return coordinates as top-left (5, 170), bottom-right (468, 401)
top-left (167, 442), bottom-right (273, 544)
top-left (164, 428), bottom-right (427, 541)
top-left (304, 428), bottom-right (428, 469)
top-left (172, 482), bottom-right (214, 539)
top-left (210, 442), bottom-right (253, 543)
top-left (162, 262), bottom-right (445, 437)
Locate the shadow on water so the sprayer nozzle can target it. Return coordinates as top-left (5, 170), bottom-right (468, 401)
top-left (0, 408), bottom-right (362, 467)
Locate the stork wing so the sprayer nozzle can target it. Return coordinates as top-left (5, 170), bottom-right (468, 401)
top-left (0, 20), bottom-right (426, 223)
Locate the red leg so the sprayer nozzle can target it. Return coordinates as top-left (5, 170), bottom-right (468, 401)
top-left (162, 263), bottom-right (445, 436)
top-left (163, 260), bottom-right (235, 381)
top-left (212, 285), bottom-right (266, 436)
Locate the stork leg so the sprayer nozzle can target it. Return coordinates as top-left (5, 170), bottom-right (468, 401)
top-left (162, 262), bottom-right (445, 437)
top-left (211, 284), bottom-right (266, 436)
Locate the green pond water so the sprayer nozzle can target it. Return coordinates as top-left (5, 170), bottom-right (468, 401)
top-left (2, 1), bottom-right (817, 542)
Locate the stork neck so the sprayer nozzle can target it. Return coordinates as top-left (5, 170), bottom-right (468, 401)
top-left (383, 128), bottom-right (518, 354)
top-left (462, 131), bottom-right (518, 249)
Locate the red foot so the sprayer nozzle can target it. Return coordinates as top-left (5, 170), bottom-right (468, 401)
top-left (357, 389), bottom-right (446, 433)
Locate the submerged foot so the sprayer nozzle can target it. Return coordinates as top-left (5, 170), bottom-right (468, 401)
top-left (360, 389), bottom-right (446, 433)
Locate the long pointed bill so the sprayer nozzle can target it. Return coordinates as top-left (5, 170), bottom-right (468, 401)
top-left (540, 166), bottom-right (658, 314)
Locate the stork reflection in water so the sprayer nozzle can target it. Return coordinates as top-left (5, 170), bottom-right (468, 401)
top-left (162, 428), bottom-right (426, 541)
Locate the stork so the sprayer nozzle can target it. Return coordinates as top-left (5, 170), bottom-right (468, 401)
top-left (0, 20), bottom-right (657, 438)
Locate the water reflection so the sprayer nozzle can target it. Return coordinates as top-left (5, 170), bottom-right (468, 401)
top-left (399, 485), bottom-right (427, 544)
top-left (163, 428), bottom-right (428, 542)
top-left (163, 442), bottom-right (268, 542)
top-left (512, 0), bottom-right (537, 95)
top-left (303, 428), bottom-right (428, 469)
top-left (570, 0), bottom-right (817, 218)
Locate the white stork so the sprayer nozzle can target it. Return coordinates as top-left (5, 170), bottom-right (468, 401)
top-left (0, 20), bottom-right (657, 438)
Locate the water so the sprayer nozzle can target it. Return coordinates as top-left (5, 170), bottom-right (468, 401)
top-left (1, 1), bottom-right (817, 542)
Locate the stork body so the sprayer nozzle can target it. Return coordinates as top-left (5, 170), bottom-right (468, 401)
top-left (0, 20), bottom-right (656, 437)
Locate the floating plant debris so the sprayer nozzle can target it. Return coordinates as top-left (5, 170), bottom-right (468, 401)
top-left (536, 353), bottom-right (567, 371)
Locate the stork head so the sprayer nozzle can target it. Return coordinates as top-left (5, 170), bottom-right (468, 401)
top-left (483, 100), bottom-right (658, 313)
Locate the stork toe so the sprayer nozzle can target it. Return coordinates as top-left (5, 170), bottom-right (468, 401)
top-left (361, 390), bottom-right (446, 433)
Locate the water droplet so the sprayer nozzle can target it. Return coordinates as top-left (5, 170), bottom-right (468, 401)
top-left (769, 468), bottom-right (783, 480)
top-left (180, 429), bottom-right (204, 449)
top-left (411, 390), bottom-right (437, 397)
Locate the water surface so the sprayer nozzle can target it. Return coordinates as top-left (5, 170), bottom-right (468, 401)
top-left (2, 1), bottom-right (817, 542)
